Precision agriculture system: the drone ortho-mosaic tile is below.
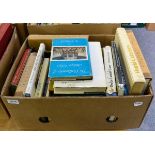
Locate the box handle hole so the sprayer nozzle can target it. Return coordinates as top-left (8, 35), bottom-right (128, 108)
top-left (106, 115), bottom-right (118, 123)
top-left (39, 117), bottom-right (49, 123)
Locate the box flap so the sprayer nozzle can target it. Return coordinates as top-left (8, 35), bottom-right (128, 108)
top-left (27, 24), bottom-right (120, 35)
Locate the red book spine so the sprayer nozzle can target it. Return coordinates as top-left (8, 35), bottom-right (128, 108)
top-left (11, 48), bottom-right (31, 86)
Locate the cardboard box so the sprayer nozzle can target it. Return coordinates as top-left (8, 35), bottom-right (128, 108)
top-left (1, 33), bottom-right (153, 130)
top-left (0, 28), bottom-right (21, 123)
top-left (27, 23), bottom-right (121, 35)
top-left (146, 23), bottom-right (155, 31)
top-left (14, 24), bottom-right (28, 45)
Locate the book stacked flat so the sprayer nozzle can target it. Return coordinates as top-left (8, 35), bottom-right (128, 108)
top-left (47, 38), bottom-right (107, 95)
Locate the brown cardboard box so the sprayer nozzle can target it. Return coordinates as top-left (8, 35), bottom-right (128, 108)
top-left (27, 23), bottom-right (120, 35)
top-left (0, 28), bottom-right (21, 124)
top-left (14, 23), bottom-right (28, 45)
top-left (1, 34), bottom-right (153, 130)
top-left (146, 23), bottom-right (155, 31)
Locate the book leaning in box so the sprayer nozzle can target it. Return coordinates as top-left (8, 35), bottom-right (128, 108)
top-left (115, 28), bottom-right (146, 95)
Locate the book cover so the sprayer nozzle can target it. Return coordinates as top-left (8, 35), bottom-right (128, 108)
top-left (48, 38), bottom-right (92, 80)
top-left (54, 42), bottom-right (107, 94)
top-left (115, 28), bottom-right (146, 95)
top-left (35, 58), bottom-right (49, 97)
top-left (15, 53), bottom-right (37, 96)
top-left (0, 24), bottom-right (13, 60)
top-left (103, 46), bottom-right (117, 96)
top-left (24, 43), bottom-right (45, 97)
top-left (111, 41), bottom-right (128, 96)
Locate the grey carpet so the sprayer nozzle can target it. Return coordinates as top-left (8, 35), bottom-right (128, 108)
top-left (128, 28), bottom-right (155, 130)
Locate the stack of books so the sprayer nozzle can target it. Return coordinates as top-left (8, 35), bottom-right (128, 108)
top-left (10, 28), bottom-right (152, 97)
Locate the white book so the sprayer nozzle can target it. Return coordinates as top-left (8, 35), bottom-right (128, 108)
top-left (24, 43), bottom-right (45, 97)
top-left (54, 42), bottom-right (107, 94)
top-left (103, 46), bottom-right (117, 96)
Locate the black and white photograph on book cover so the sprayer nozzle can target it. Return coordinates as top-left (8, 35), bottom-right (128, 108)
top-left (52, 46), bottom-right (87, 60)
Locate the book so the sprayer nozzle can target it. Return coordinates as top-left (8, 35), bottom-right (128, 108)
top-left (10, 48), bottom-right (31, 94)
top-left (24, 43), bottom-right (45, 97)
top-left (48, 38), bottom-right (92, 80)
top-left (45, 78), bottom-right (51, 97)
top-left (111, 41), bottom-right (128, 96)
top-left (54, 42), bottom-right (107, 94)
top-left (127, 30), bottom-right (152, 93)
top-left (103, 46), bottom-right (117, 96)
top-left (35, 58), bottom-right (49, 97)
top-left (15, 53), bottom-right (37, 96)
top-left (0, 24), bottom-right (13, 60)
top-left (115, 28), bottom-right (146, 95)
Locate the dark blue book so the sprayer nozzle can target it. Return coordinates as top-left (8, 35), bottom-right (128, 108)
top-left (48, 38), bottom-right (92, 80)
top-left (111, 41), bottom-right (128, 95)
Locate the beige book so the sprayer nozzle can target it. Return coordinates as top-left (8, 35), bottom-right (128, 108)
top-left (46, 84), bottom-right (50, 97)
top-left (127, 31), bottom-right (152, 79)
top-left (15, 53), bottom-right (37, 96)
top-left (115, 28), bottom-right (146, 95)
top-left (127, 30), bottom-right (152, 93)
top-left (35, 58), bottom-right (49, 97)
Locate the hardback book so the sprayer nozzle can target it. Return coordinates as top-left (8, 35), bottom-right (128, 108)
top-left (48, 38), bottom-right (92, 80)
top-left (103, 46), bottom-right (117, 96)
top-left (24, 43), bottom-right (45, 97)
top-left (0, 24), bottom-right (13, 60)
top-left (127, 30), bottom-right (152, 93)
top-left (15, 53), bottom-right (37, 96)
top-left (35, 58), bottom-right (49, 97)
top-left (54, 42), bottom-right (107, 94)
top-left (111, 41), bottom-right (128, 96)
top-left (115, 28), bottom-right (146, 95)
top-left (10, 48), bottom-right (31, 94)
top-left (45, 78), bottom-right (51, 97)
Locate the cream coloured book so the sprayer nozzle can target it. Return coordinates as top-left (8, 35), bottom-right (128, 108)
top-left (35, 58), bottom-right (49, 97)
top-left (24, 43), bottom-right (45, 97)
top-left (54, 42), bottom-right (107, 94)
top-left (115, 28), bottom-right (146, 95)
top-left (127, 30), bottom-right (152, 93)
top-left (103, 46), bottom-right (117, 96)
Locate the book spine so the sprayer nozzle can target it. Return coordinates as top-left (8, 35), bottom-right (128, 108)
top-left (115, 28), bottom-right (146, 94)
top-left (15, 53), bottom-right (37, 96)
top-left (35, 58), bottom-right (49, 97)
top-left (127, 31), bottom-right (152, 94)
top-left (24, 43), bottom-right (45, 97)
top-left (127, 31), bottom-right (151, 78)
top-left (46, 79), bottom-right (50, 97)
top-left (111, 41), bottom-right (128, 96)
top-left (103, 46), bottom-right (117, 96)
top-left (11, 48), bottom-right (31, 86)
